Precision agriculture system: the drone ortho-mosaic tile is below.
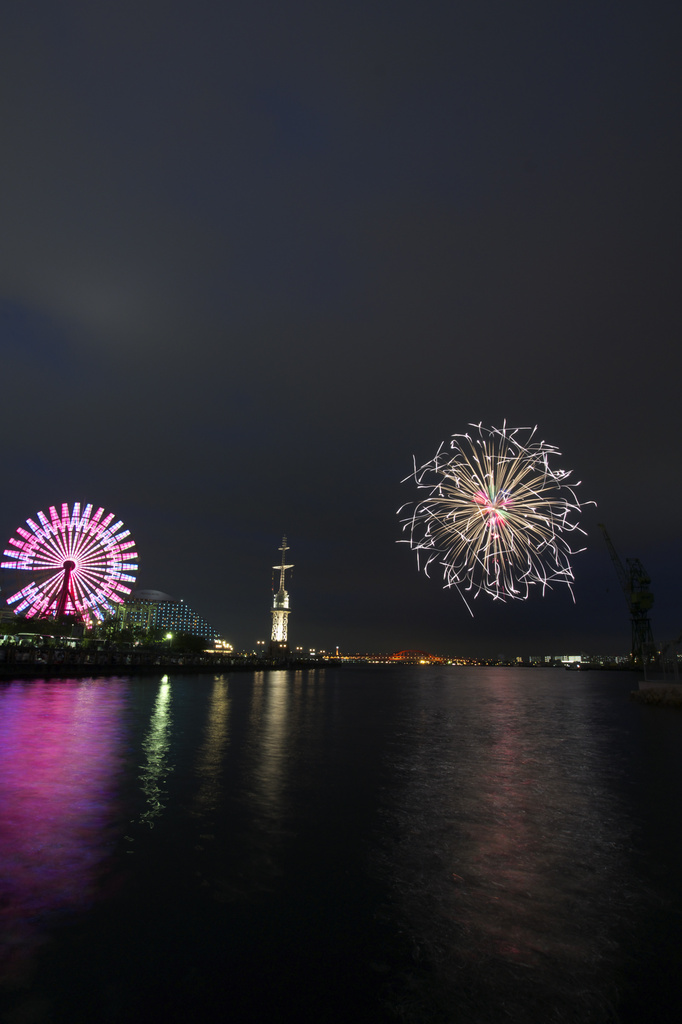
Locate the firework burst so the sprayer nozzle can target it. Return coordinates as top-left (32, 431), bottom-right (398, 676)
top-left (398, 423), bottom-right (590, 613)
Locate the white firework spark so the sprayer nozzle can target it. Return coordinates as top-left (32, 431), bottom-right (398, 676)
top-left (398, 423), bottom-right (590, 614)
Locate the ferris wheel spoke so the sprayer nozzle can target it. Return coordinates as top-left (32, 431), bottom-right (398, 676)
top-left (72, 525), bottom-right (104, 561)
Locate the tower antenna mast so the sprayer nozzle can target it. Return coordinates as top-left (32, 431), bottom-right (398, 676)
top-left (269, 535), bottom-right (293, 656)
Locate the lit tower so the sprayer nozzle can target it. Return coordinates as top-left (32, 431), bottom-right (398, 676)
top-left (270, 535), bottom-right (293, 656)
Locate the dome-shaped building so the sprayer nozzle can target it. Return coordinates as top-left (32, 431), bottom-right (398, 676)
top-left (118, 589), bottom-right (219, 640)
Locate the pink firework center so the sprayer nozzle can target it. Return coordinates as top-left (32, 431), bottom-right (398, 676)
top-left (473, 488), bottom-right (512, 535)
top-left (1, 503), bottom-right (138, 624)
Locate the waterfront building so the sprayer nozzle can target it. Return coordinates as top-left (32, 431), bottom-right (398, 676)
top-left (269, 536), bottom-right (293, 656)
top-left (117, 589), bottom-right (219, 640)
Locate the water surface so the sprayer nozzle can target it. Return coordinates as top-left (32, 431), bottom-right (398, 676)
top-left (1, 668), bottom-right (680, 1022)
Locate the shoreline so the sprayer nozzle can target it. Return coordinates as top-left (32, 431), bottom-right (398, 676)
top-left (1, 653), bottom-right (641, 681)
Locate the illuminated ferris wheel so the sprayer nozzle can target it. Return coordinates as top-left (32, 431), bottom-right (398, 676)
top-left (1, 502), bottom-right (138, 624)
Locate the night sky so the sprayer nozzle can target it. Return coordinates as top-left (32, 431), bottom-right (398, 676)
top-left (1, 1), bottom-right (680, 656)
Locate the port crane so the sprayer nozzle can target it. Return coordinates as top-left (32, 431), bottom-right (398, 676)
top-left (598, 524), bottom-right (657, 668)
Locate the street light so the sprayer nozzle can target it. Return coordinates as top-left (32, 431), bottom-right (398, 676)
top-left (165, 632), bottom-right (173, 653)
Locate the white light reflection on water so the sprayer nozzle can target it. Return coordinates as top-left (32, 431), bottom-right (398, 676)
top-left (249, 670), bottom-right (291, 820)
top-left (201, 670), bottom-right (323, 906)
top-left (138, 675), bottom-right (173, 828)
top-left (193, 674), bottom-right (230, 818)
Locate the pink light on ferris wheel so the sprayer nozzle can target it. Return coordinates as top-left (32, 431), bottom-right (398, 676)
top-left (1, 502), bottom-right (138, 625)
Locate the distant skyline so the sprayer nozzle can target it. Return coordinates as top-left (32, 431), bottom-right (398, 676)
top-left (0, 491), bottom-right (669, 659)
top-left (1, 1), bottom-right (681, 656)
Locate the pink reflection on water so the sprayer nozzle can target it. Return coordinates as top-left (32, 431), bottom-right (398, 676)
top-left (384, 667), bottom-right (628, 1011)
top-left (449, 673), bottom-right (609, 966)
top-left (0, 679), bottom-right (127, 983)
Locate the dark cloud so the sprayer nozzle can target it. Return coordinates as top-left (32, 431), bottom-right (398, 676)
top-left (1, 1), bottom-right (681, 655)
